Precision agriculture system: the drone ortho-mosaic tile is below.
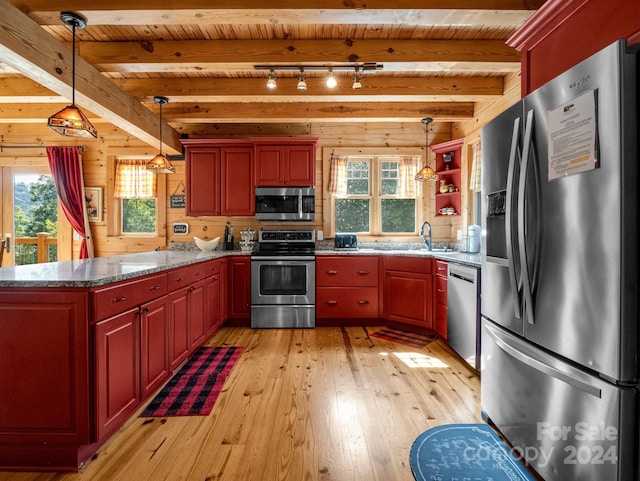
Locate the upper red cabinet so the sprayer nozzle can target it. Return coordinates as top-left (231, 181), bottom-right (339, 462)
top-left (183, 139), bottom-right (254, 217)
top-left (252, 137), bottom-right (318, 186)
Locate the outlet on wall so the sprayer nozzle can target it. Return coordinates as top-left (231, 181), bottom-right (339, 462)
top-left (457, 229), bottom-right (463, 240)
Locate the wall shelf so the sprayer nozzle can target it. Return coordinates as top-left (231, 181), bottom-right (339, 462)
top-left (431, 138), bottom-right (464, 217)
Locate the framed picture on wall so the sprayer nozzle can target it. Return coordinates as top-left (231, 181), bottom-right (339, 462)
top-left (85, 187), bottom-right (103, 222)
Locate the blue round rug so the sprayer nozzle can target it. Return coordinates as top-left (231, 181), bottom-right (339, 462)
top-left (410, 424), bottom-right (537, 481)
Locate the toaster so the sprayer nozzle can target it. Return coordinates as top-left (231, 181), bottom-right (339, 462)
top-left (334, 233), bottom-right (358, 250)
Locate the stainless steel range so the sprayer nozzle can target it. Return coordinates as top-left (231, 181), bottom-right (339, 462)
top-left (250, 229), bottom-right (315, 328)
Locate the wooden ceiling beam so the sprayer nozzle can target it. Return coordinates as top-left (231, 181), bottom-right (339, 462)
top-left (77, 39), bottom-right (519, 73)
top-left (157, 101), bottom-right (475, 123)
top-left (16, 1), bottom-right (545, 27)
top-left (0, 0), bottom-right (182, 153)
top-left (0, 76), bottom-right (504, 103)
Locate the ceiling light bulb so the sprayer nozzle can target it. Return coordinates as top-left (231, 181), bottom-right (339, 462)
top-left (267, 69), bottom-right (277, 89)
top-left (326, 68), bottom-right (337, 89)
top-left (297, 68), bottom-right (307, 91)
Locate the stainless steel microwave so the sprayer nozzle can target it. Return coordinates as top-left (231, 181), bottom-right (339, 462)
top-left (255, 187), bottom-right (315, 221)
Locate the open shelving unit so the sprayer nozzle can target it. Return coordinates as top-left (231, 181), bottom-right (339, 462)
top-left (431, 138), bottom-right (464, 217)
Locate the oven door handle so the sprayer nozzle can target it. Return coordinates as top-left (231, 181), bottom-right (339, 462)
top-left (251, 255), bottom-right (316, 262)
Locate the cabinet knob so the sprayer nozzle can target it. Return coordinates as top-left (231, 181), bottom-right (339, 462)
top-left (112, 295), bottom-right (127, 303)
top-left (357, 300), bottom-right (369, 305)
top-left (189, 286), bottom-right (196, 292)
top-left (326, 270), bottom-right (338, 276)
top-left (142, 307), bottom-right (150, 313)
top-left (357, 270), bottom-right (369, 276)
top-left (176, 277), bottom-right (184, 282)
top-left (326, 300), bottom-right (338, 305)
top-left (149, 285), bottom-right (161, 291)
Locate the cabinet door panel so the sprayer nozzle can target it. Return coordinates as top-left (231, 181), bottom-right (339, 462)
top-left (206, 272), bottom-right (222, 336)
top-left (141, 297), bottom-right (169, 400)
top-left (189, 280), bottom-right (207, 351)
top-left (384, 271), bottom-right (433, 328)
top-left (221, 147), bottom-right (254, 215)
top-left (95, 308), bottom-right (140, 440)
top-left (229, 256), bottom-right (250, 318)
top-left (285, 145), bottom-right (315, 185)
top-left (435, 303), bottom-right (448, 339)
top-left (186, 148), bottom-right (220, 216)
top-left (169, 288), bottom-right (190, 371)
top-left (435, 275), bottom-right (448, 306)
top-left (254, 145), bottom-right (284, 186)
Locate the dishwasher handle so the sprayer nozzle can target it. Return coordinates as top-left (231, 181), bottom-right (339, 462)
top-left (448, 265), bottom-right (477, 284)
top-left (450, 271), bottom-right (474, 283)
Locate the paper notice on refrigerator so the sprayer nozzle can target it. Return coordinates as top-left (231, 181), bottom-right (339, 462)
top-left (547, 90), bottom-right (598, 180)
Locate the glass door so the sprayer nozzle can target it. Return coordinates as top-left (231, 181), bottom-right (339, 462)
top-left (1, 166), bottom-right (58, 266)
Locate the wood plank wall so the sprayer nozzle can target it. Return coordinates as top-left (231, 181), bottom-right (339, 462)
top-left (0, 79), bottom-right (520, 258)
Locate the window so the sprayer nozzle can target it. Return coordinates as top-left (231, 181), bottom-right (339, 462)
top-left (114, 159), bottom-right (158, 235)
top-left (331, 155), bottom-right (419, 236)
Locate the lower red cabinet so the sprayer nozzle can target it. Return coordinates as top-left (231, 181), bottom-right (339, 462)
top-left (94, 308), bottom-right (140, 441)
top-left (317, 287), bottom-right (378, 318)
top-left (141, 296), bottom-right (170, 399)
top-left (383, 257), bottom-right (433, 328)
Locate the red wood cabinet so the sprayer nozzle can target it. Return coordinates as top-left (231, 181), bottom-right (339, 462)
top-left (168, 286), bottom-right (190, 371)
top-left (433, 260), bottom-right (448, 338)
top-left (253, 138), bottom-right (317, 186)
top-left (94, 308), bottom-right (140, 441)
top-left (509, 0), bottom-right (640, 96)
top-left (316, 256), bottom-right (379, 320)
top-left (185, 146), bottom-right (220, 217)
top-left (431, 138), bottom-right (464, 218)
top-left (183, 140), bottom-right (254, 217)
top-left (140, 296), bottom-right (170, 400)
top-left (228, 255), bottom-right (251, 319)
top-left (188, 279), bottom-right (207, 351)
top-left (219, 257), bottom-right (229, 321)
top-left (0, 290), bottom-right (91, 456)
top-left (383, 257), bottom-right (433, 328)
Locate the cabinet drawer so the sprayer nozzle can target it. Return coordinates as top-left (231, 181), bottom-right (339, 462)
top-left (168, 263), bottom-right (209, 291)
top-left (316, 256), bottom-right (379, 287)
top-left (435, 260), bottom-right (448, 278)
top-left (383, 256), bottom-right (432, 274)
top-left (317, 287), bottom-right (379, 318)
top-left (200, 258), bottom-right (221, 277)
top-left (435, 275), bottom-right (448, 306)
top-left (93, 273), bottom-right (167, 321)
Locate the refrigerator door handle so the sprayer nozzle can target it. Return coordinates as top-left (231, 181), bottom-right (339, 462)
top-left (486, 322), bottom-right (602, 398)
top-left (505, 116), bottom-right (522, 320)
top-left (519, 109), bottom-right (540, 325)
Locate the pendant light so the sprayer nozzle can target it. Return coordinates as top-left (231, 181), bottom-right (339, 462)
top-left (146, 96), bottom-right (175, 174)
top-left (415, 117), bottom-right (438, 182)
top-left (47, 12), bottom-right (97, 139)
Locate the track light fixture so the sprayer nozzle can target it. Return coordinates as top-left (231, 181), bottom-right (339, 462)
top-left (47, 12), bottom-right (97, 139)
top-left (266, 69), bottom-right (277, 89)
top-left (352, 67), bottom-right (363, 90)
top-left (297, 68), bottom-right (307, 91)
top-left (255, 63), bottom-right (383, 91)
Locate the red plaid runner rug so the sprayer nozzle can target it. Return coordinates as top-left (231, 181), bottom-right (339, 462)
top-left (141, 346), bottom-right (242, 417)
top-left (370, 326), bottom-right (438, 348)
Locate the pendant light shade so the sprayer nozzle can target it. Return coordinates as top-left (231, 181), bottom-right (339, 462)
top-left (146, 96), bottom-right (175, 174)
top-left (47, 12), bottom-right (97, 139)
top-left (415, 117), bottom-right (438, 182)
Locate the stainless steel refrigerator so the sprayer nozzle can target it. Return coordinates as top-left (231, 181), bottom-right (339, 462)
top-left (480, 39), bottom-right (638, 481)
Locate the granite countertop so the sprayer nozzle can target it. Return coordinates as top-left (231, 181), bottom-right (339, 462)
top-left (0, 242), bottom-right (481, 288)
top-left (0, 249), bottom-right (249, 288)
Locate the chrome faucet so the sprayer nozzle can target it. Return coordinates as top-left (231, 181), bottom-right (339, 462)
top-left (420, 221), bottom-right (432, 251)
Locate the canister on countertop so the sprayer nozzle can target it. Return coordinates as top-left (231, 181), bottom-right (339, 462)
top-left (467, 224), bottom-right (481, 253)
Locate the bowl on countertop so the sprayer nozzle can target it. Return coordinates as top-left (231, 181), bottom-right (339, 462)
top-left (194, 236), bottom-right (220, 251)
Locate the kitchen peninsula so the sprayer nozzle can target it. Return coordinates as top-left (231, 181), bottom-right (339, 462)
top-left (0, 247), bottom-right (479, 471)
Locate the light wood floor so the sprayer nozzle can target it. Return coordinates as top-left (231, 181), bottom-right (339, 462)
top-left (2, 326), bottom-right (482, 481)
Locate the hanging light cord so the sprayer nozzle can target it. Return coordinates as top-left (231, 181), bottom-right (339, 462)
top-left (70, 21), bottom-right (77, 106)
top-left (158, 101), bottom-right (163, 156)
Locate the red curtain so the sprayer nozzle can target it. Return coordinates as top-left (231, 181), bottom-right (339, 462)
top-left (46, 146), bottom-right (94, 259)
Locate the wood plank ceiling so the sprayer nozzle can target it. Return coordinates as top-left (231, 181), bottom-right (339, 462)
top-left (0, 0), bottom-right (544, 153)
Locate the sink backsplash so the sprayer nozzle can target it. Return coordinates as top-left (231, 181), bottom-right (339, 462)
top-left (315, 241), bottom-right (459, 251)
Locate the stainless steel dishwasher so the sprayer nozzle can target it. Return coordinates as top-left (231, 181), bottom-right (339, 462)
top-left (447, 263), bottom-right (480, 370)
